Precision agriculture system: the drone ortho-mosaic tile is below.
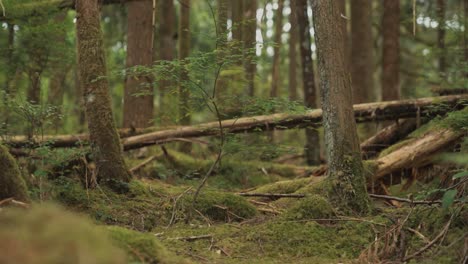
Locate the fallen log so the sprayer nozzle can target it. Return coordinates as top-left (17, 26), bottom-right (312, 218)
top-left (361, 119), bottom-right (420, 159)
top-left (4, 95), bottom-right (467, 151)
top-left (373, 128), bottom-right (464, 180)
top-left (122, 95), bottom-right (468, 150)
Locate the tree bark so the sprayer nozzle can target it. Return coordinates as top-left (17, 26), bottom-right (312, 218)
top-left (231, 0), bottom-right (244, 42)
top-left (338, 0), bottom-right (350, 71)
top-left (270, 0), bottom-right (284, 98)
top-left (158, 0), bottom-right (176, 117)
top-left (0, 145), bottom-right (29, 201)
top-left (381, 0), bottom-right (400, 101)
top-left (351, 0), bottom-right (374, 103)
top-left (437, 0), bottom-right (446, 79)
top-left (243, 0), bottom-right (257, 96)
top-left (178, 0), bottom-right (192, 152)
top-left (311, 0), bottom-right (370, 213)
top-left (123, 0), bottom-right (154, 129)
top-left (75, 0), bottom-right (131, 188)
top-left (296, 0), bottom-right (320, 166)
top-left (288, 1), bottom-right (298, 101)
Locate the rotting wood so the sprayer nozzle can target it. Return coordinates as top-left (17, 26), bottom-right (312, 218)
top-left (373, 128), bottom-right (464, 180)
top-left (4, 95), bottom-right (467, 151)
top-left (361, 118), bottom-right (420, 159)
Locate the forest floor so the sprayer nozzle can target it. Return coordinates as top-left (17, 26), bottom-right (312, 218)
top-left (3, 146), bottom-right (462, 264)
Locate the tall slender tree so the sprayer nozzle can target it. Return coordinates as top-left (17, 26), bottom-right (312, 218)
top-left (381, 0), bottom-right (400, 101)
top-left (351, 0), bottom-right (374, 103)
top-left (436, 0), bottom-right (446, 79)
top-left (288, 0), bottom-right (298, 101)
top-left (465, 0), bottom-right (468, 78)
top-left (243, 0), bottom-right (257, 96)
top-left (231, 0), bottom-right (244, 42)
top-left (270, 0), bottom-right (284, 98)
top-left (296, 0), bottom-right (320, 166)
top-left (178, 0), bottom-right (192, 152)
top-left (123, 0), bottom-right (154, 129)
top-left (311, 0), bottom-right (370, 214)
top-left (158, 0), bottom-right (176, 115)
top-left (76, 0), bottom-right (131, 189)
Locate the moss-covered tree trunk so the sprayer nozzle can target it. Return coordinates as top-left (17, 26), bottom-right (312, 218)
top-left (75, 0), bottom-right (131, 188)
top-left (123, 0), bottom-right (154, 129)
top-left (0, 145), bottom-right (29, 201)
top-left (296, 0), bottom-right (320, 166)
top-left (311, 0), bottom-right (370, 214)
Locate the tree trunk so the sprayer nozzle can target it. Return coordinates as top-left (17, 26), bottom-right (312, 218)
top-left (311, 0), bottom-right (370, 214)
top-left (351, 0), bottom-right (374, 103)
top-left (338, 0), bottom-right (350, 71)
top-left (0, 145), bottom-right (29, 201)
top-left (465, 0), bottom-right (468, 78)
top-left (178, 0), bottom-right (192, 152)
top-left (75, 0), bottom-right (131, 189)
top-left (288, 1), bottom-right (298, 101)
top-left (231, 0), bottom-right (243, 42)
top-left (270, 0), bottom-right (284, 98)
top-left (123, 0), bottom-right (154, 129)
top-left (3, 23), bottom-right (15, 133)
top-left (296, 0), bottom-right (320, 166)
top-left (243, 0), bottom-right (257, 97)
top-left (381, 0), bottom-right (400, 101)
top-left (158, 0), bottom-right (176, 117)
top-left (437, 0), bottom-right (446, 79)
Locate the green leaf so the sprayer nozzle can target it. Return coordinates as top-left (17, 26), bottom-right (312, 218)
top-left (442, 189), bottom-right (457, 209)
top-left (452, 171), bottom-right (468, 180)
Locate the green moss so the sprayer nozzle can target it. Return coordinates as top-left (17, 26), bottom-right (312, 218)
top-left (181, 190), bottom-right (257, 221)
top-left (52, 177), bottom-right (256, 228)
top-left (284, 195), bottom-right (335, 220)
top-left (0, 144), bottom-right (30, 201)
top-left (253, 177), bottom-right (316, 194)
top-left (0, 204), bottom-right (126, 264)
top-left (107, 226), bottom-right (191, 264)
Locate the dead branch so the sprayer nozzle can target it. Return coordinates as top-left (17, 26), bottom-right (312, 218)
top-left (403, 216), bottom-right (453, 262)
top-left (169, 234), bottom-right (213, 242)
top-left (237, 193), bottom-right (306, 198)
top-left (369, 194), bottom-right (466, 205)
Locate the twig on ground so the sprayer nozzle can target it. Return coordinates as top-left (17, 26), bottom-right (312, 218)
top-left (130, 155), bottom-right (158, 173)
top-left (369, 194), bottom-right (466, 205)
top-left (170, 234), bottom-right (213, 242)
top-left (403, 216), bottom-right (453, 262)
top-left (167, 187), bottom-right (193, 228)
top-left (237, 193), bottom-right (306, 199)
